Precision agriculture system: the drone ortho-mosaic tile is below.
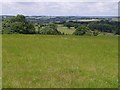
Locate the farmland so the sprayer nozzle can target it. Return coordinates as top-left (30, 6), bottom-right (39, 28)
top-left (57, 25), bottom-right (75, 34)
top-left (2, 35), bottom-right (118, 88)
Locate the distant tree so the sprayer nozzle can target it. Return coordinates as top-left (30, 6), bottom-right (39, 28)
top-left (86, 30), bottom-right (93, 36)
top-left (62, 32), bottom-right (65, 35)
top-left (48, 23), bottom-right (58, 30)
top-left (93, 30), bottom-right (99, 36)
top-left (64, 21), bottom-right (74, 29)
top-left (38, 23), bottom-right (61, 35)
top-left (88, 21), bottom-right (118, 34)
top-left (74, 24), bottom-right (79, 29)
top-left (73, 25), bottom-right (88, 35)
top-left (14, 14), bottom-right (26, 22)
top-left (2, 14), bottom-right (35, 34)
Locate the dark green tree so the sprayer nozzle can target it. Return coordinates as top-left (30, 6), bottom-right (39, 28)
top-left (64, 21), bottom-right (74, 29)
top-left (38, 23), bottom-right (61, 35)
top-left (93, 30), bottom-right (99, 36)
top-left (2, 14), bottom-right (35, 34)
top-left (73, 25), bottom-right (88, 35)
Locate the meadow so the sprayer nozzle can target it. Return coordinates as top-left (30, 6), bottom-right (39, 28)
top-left (112, 18), bottom-right (120, 22)
top-left (2, 34), bottom-right (118, 88)
top-left (57, 25), bottom-right (75, 34)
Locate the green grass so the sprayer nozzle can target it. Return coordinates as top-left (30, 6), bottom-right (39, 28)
top-left (58, 25), bottom-right (75, 34)
top-left (3, 35), bottom-right (118, 88)
top-left (67, 19), bottom-right (100, 22)
top-left (112, 18), bottom-right (120, 22)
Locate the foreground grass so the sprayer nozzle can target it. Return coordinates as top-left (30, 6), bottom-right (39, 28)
top-left (2, 35), bottom-right (118, 88)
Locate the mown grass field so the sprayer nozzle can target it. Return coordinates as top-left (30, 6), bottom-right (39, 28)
top-left (112, 18), bottom-right (120, 22)
top-left (2, 35), bottom-right (118, 88)
top-left (57, 25), bottom-right (75, 34)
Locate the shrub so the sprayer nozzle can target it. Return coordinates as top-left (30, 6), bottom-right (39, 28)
top-left (38, 23), bottom-right (61, 35)
top-left (93, 30), bottom-right (99, 36)
top-left (73, 25), bottom-right (88, 35)
top-left (86, 30), bottom-right (93, 36)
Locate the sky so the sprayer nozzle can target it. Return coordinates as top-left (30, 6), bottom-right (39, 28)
top-left (1, 0), bottom-right (119, 16)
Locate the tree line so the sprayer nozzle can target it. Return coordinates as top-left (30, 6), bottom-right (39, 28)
top-left (2, 14), bottom-right (120, 36)
top-left (63, 20), bottom-right (119, 35)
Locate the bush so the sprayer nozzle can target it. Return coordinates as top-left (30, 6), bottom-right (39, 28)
top-left (64, 21), bottom-right (74, 29)
top-left (93, 30), bottom-right (99, 36)
top-left (73, 25), bottom-right (88, 35)
top-left (38, 23), bottom-right (61, 35)
top-left (86, 30), bottom-right (93, 36)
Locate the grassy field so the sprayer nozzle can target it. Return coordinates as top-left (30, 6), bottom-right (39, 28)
top-left (57, 25), bottom-right (75, 34)
top-left (2, 35), bottom-right (118, 88)
top-left (71, 19), bottom-right (100, 22)
top-left (112, 18), bottom-right (120, 22)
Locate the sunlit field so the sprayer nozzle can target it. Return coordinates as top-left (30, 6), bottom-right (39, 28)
top-left (57, 25), bottom-right (75, 34)
top-left (2, 35), bottom-right (118, 88)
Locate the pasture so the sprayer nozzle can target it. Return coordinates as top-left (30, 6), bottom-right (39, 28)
top-left (72, 19), bottom-right (100, 22)
top-left (2, 35), bottom-right (118, 88)
top-left (112, 18), bottom-right (120, 22)
top-left (57, 25), bottom-right (75, 34)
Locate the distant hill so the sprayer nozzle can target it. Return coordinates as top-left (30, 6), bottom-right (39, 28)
top-left (1, 15), bottom-right (119, 24)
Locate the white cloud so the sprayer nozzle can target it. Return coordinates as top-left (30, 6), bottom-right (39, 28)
top-left (1, 0), bottom-right (119, 2)
top-left (1, 2), bottom-right (118, 16)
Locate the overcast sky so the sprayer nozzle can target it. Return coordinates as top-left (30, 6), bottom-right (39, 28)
top-left (1, 1), bottom-right (119, 16)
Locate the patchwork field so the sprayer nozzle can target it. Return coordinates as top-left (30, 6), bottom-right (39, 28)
top-left (2, 35), bottom-right (118, 88)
